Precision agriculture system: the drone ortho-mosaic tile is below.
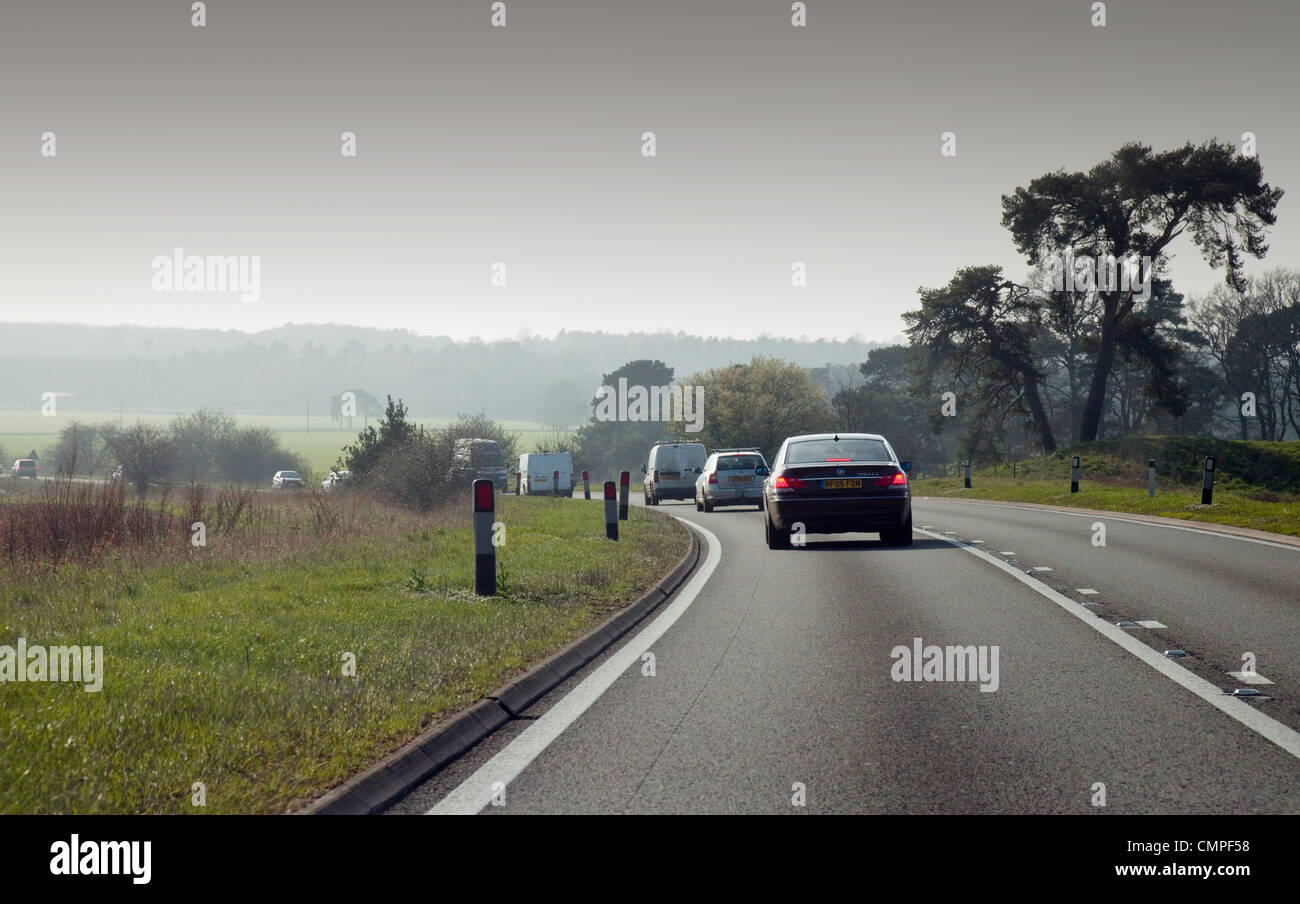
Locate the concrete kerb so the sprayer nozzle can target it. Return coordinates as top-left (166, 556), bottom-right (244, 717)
top-left (298, 525), bottom-right (702, 815)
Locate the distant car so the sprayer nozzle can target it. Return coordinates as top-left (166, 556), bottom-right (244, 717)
top-left (322, 470), bottom-right (351, 491)
top-left (762, 433), bottom-right (912, 549)
top-left (272, 470), bottom-right (305, 490)
top-left (11, 459), bottom-right (38, 479)
top-left (451, 439), bottom-right (509, 492)
top-left (695, 449), bottom-right (769, 512)
top-left (641, 442), bottom-right (707, 505)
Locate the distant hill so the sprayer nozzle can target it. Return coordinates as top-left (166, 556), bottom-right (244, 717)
top-left (0, 322), bottom-right (884, 424)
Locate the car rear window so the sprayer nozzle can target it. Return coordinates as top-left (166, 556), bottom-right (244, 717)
top-left (717, 455), bottom-right (762, 470)
top-left (786, 438), bottom-right (891, 464)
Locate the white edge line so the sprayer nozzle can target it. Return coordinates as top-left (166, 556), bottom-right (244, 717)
top-left (917, 528), bottom-right (1300, 762)
top-left (427, 517), bottom-right (722, 815)
top-left (919, 498), bottom-right (1300, 552)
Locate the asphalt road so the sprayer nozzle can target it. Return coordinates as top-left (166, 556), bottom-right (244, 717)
top-left (391, 494), bottom-right (1300, 814)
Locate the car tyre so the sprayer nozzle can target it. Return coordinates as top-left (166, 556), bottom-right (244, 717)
top-left (765, 513), bottom-right (791, 549)
top-left (703, 497), bottom-right (714, 513)
top-left (695, 493), bottom-right (703, 511)
top-left (881, 514), bottom-right (914, 547)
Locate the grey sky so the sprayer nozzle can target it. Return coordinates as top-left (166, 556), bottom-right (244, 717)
top-left (1, 0), bottom-right (1297, 342)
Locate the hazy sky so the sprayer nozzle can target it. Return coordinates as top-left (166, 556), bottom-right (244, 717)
top-left (2, 0), bottom-right (1297, 343)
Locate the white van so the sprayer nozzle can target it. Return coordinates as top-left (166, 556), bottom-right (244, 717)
top-left (519, 451), bottom-right (573, 495)
top-left (642, 442), bottom-right (707, 504)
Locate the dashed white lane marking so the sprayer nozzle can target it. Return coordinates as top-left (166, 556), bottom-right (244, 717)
top-left (1078, 588), bottom-right (1099, 595)
top-left (1000, 551), bottom-right (1017, 556)
top-left (916, 528), bottom-right (1300, 763)
top-left (1229, 671), bottom-right (1276, 685)
top-left (1135, 620), bottom-right (1167, 629)
top-left (920, 525), bottom-right (933, 530)
top-left (918, 499), bottom-right (1300, 552)
top-left (427, 518), bottom-right (722, 815)
top-left (1028, 566), bottom-right (1053, 573)
top-left (970, 540), bottom-right (985, 545)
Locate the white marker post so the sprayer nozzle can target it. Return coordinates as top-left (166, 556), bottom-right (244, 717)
top-left (604, 481), bottom-right (618, 540)
top-left (473, 479), bottom-right (495, 596)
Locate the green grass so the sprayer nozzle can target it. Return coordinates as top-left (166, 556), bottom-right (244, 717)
top-left (914, 436), bottom-right (1300, 537)
top-left (0, 494), bottom-right (687, 814)
top-left (0, 410), bottom-right (574, 475)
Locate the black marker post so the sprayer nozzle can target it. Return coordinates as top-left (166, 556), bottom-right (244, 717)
top-left (604, 481), bottom-right (618, 540)
top-left (583, 470), bottom-right (590, 500)
top-left (473, 479), bottom-right (495, 596)
top-left (619, 470), bottom-right (630, 521)
top-left (1202, 455), bottom-right (1215, 505)
top-left (1071, 456), bottom-right (1080, 494)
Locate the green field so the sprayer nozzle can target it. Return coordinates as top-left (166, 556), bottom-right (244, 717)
top-left (915, 436), bottom-right (1300, 537)
top-left (0, 492), bottom-right (686, 814)
top-left (0, 409), bottom-right (573, 475)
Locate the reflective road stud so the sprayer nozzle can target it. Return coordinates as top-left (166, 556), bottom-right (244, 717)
top-left (619, 470), bottom-right (630, 520)
top-left (1202, 455), bottom-right (1215, 505)
top-left (604, 481), bottom-right (618, 540)
top-left (1148, 458), bottom-right (1156, 497)
top-left (473, 479), bottom-right (495, 596)
top-left (583, 470), bottom-right (590, 500)
top-left (1071, 456), bottom-right (1080, 493)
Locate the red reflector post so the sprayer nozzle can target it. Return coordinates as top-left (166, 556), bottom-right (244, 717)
top-left (474, 479), bottom-right (494, 512)
top-left (604, 481), bottom-right (616, 500)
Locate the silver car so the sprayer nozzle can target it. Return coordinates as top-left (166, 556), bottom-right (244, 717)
top-left (272, 470), bottom-right (305, 490)
top-left (695, 449), bottom-right (769, 511)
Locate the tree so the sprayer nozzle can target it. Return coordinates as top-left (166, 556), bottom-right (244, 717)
top-left (340, 395), bottom-right (415, 478)
top-left (170, 409), bottom-right (237, 481)
top-left (47, 421), bottom-right (114, 477)
top-left (674, 356), bottom-right (833, 463)
top-left (216, 426), bottom-right (302, 484)
top-left (105, 423), bottom-right (175, 495)
top-left (904, 266), bottom-right (1057, 452)
top-left (1002, 140), bottom-right (1283, 441)
top-left (574, 359), bottom-right (677, 479)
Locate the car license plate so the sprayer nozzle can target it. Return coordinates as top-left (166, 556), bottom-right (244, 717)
top-left (661, 471), bottom-right (680, 480)
top-left (730, 475), bottom-right (752, 483)
top-left (824, 478), bottom-right (861, 489)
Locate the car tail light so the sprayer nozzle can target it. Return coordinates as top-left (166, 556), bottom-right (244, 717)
top-left (653, 470), bottom-right (659, 483)
top-left (708, 472), bottom-right (717, 484)
top-left (873, 471), bottom-right (908, 487)
top-left (773, 473), bottom-right (808, 489)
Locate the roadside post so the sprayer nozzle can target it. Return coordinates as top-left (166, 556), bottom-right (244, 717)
top-left (583, 470), bottom-right (590, 500)
top-left (552, 469), bottom-right (560, 497)
top-left (963, 459), bottom-right (971, 489)
top-left (619, 470), bottom-right (630, 520)
top-left (1202, 455), bottom-right (1215, 505)
top-left (1148, 458), bottom-right (1156, 497)
top-left (473, 479), bottom-right (495, 596)
top-left (515, 471), bottom-right (521, 495)
top-left (1071, 456), bottom-right (1080, 494)
top-left (604, 481), bottom-right (618, 540)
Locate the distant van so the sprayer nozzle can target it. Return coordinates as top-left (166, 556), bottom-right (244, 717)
top-left (452, 438), bottom-right (509, 491)
top-left (642, 441), bottom-right (707, 504)
top-left (519, 451), bottom-right (573, 495)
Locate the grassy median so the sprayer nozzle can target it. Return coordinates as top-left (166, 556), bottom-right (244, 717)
top-left (913, 437), bottom-right (1300, 537)
top-left (0, 489), bottom-right (688, 814)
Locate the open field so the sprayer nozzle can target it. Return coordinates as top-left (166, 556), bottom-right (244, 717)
top-left (0, 488), bottom-right (686, 814)
top-left (915, 436), bottom-right (1300, 537)
top-left (0, 409), bottom-right (574, 475)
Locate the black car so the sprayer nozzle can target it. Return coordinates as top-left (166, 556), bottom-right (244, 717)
top-left (451, 438), bottom-right (509, 492)
top-left (762, 433), bottom-right (912, 549)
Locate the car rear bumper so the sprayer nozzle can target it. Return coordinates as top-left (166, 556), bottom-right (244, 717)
top-left (652, 483), bottom-right (695, 500)
top-left (767, 493), bottom-right (910, 532)
top-left (704, 485), bottom-right (763, 504)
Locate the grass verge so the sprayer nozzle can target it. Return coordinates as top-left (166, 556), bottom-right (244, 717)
top-left (0, 494), bottom-right (687, 814)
